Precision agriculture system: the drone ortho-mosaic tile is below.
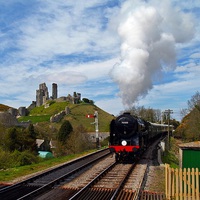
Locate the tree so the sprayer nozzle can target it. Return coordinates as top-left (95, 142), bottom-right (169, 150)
top-left (123, 106), bottom-right (162, 123)
top-left (4, 125), bottom-right (38, 153)
top-left (82, 98), bottom-right (90, 103)
top-left (175, 91), bottom-right (200, 140)
top-left (66, 125), bottom-right (93, 154)
top-left (4, 127), bottom-right (19, 152)
top-left (187, 91), bottom-right (200, 111)
top-left (57, 120), bottom-right (73, 144)
top-left (27, 124), bottom-right (37, 139)
top-left (25, 124), bottom-right (38, 153)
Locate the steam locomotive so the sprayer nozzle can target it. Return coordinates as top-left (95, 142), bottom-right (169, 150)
top-left (109, 112), bottom-right (173, 162)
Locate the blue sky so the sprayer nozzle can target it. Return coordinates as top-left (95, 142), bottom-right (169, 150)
top-left (0, 0), bottom-right (200, 121)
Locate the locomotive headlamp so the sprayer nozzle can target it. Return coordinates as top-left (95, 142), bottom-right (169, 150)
top-left (121, 140), bottom-right (127, 146)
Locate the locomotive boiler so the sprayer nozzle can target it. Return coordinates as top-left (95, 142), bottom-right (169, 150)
top-left (109, 112), bottom-right (171, 162)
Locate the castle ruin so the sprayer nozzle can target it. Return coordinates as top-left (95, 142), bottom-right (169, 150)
top-left (35, 83), bottom-right (81, 107)
top-left (36, 83), bottom-right (50, 106)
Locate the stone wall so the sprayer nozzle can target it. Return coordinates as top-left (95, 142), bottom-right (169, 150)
top-left (50, 107), bottom-right (70, 123)
top-left (50, 111), bottom-right (66, 123)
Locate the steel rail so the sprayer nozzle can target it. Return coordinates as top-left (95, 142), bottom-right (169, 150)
top-left (69, 162), bottom-right (117, 200)
top-left (110, 163), bottom-right (136, 200)
top-left (68, 162), bottom-right (136, 200)
top-left (0, 148), bottom-right (109, 194)
top-left (0, 148), bottom-right (110, 200)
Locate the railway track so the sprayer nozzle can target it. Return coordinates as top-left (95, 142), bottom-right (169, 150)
top-left (37, 160), bottom-right (165, 200)
top-left (0, 148), bottom-right (110, 200)
top-left (68, 162), bottom-right (136, 200)
top-left (0, 138), bottom-right (166, 200)
top-left (39, 138), bottom-right (166, 200)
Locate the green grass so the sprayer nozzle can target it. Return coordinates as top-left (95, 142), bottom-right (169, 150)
top-left (0, 149), bottom-right (97, 183)
top-left (66, 104), bottom-right (113, 132)
top-left (18, 115), bottom-right (51, 123)
top-left (161, 138), bottom-right (180, 168)
top-left (162, 150), bottom-right (179, 168)
top-left (29, 102), bottom-right (70, 116)
top-left (18, 102), bottom-right (114, 132)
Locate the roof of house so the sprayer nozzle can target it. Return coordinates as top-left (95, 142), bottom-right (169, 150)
top-left (179, 141), bottom-right (200, 149)
top-left (36, 139), bottom-right (44, 146)
top-left (36, 139), bottom-right (55, 148)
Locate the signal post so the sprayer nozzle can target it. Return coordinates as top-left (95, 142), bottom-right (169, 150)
top-left (86, 111), bottom-right (100, 149)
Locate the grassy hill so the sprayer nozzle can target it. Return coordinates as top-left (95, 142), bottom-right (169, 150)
top-left (0, 104), bottom-right (11, 112)
top-left (18, 102), bottom-right (114, 132)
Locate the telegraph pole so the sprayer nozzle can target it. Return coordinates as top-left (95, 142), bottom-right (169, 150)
top-left (164, 109), bottom-right (173, 149)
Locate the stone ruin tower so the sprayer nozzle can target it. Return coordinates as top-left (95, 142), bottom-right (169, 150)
top-left (52, 83), bottom-right (57, 99)
top-left (73, 92), bottom-right (81, 104)
top-left (36, 83), bottom-right (49, 106)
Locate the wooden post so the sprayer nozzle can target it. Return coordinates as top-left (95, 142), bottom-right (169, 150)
top-left (188, 168), bottom-right (191, 199)
top-left (183, 168), bottom-right (187, 199)
top-left (180, 168), bottom-right (183, 200)
top-left (165, 164), bottom-right (169, 199)
top-left (176, 168), bottom-right (179, 199)
top-left (196, 168), bottom-right (199, 200)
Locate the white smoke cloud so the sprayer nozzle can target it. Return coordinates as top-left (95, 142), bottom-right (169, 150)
top-left (110, 0), bottom-right (195, 107)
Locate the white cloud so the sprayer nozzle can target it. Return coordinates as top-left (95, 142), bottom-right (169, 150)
top-left (0, 0), bottom-right (199, 122)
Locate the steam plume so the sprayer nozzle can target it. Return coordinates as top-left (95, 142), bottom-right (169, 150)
top-left (110, 0), bottom-right (194, 107)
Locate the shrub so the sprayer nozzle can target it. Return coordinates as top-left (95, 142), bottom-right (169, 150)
top-left (0, 150), bottom-right (40, 169)
top-left (16, 151), bottom-right (39, 166)
top-left (101, 136), bottom-right (109, 147)
top-left (0, 148), bottom-right (12, 169)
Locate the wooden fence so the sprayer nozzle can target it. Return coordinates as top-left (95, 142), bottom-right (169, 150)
top-left (165, 164), bottom-right (200, 200)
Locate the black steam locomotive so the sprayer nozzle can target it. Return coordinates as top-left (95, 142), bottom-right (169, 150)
top-left (109, 112), bottom-right (173, 162)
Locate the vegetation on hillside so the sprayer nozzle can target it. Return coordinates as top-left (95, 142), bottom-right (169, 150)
top-left (174, 91), bottom-right (200, 141)
top-left (18, 102), bottom-right (114, 132)
top-left (160, 91), bottom-right (200, 168)
top-left (0, 104), bottom-right (10, 111)
top-left (0, 149), bottom-right (96, 182)
top-left (29, 101), bottom-right (70, 115)
top-left (161, 137), bottom-right (180, 168)
top-left (0, 101), bottom-right (112, 172)
top-left (57, 120), bottom-right (73, 144)
top-left (0, 124), bottom-right (40, 170)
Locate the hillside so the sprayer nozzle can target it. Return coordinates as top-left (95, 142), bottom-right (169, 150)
top-left (0, 104), bottom-right (11, 112)
top-left (18, 102), bottom-right (114, 132)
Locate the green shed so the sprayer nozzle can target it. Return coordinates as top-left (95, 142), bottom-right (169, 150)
top-left (38, 151), bottom-right (53, 158)
top-left (179, 141), bottom-right (200, 169)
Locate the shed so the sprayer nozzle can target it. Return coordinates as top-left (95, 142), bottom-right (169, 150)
top-left (38, 151), bottom-right (53, 158)
top-left (179, 141), bottom-right (200, 169)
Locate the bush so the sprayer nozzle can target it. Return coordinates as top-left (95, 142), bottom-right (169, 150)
top-left (0, 148), bottom-right (12, 169)
top-left (15, 151), bottom-right (39, 166)
top-left (0, 149), bottom-right (40, 169)
top-left (57, 120), bottom-right (73, 144)
top-left (100, 136), bottom-right (109, 147)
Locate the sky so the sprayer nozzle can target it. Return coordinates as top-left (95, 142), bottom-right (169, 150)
top-left (0, 0), bottom-right (200, 121)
